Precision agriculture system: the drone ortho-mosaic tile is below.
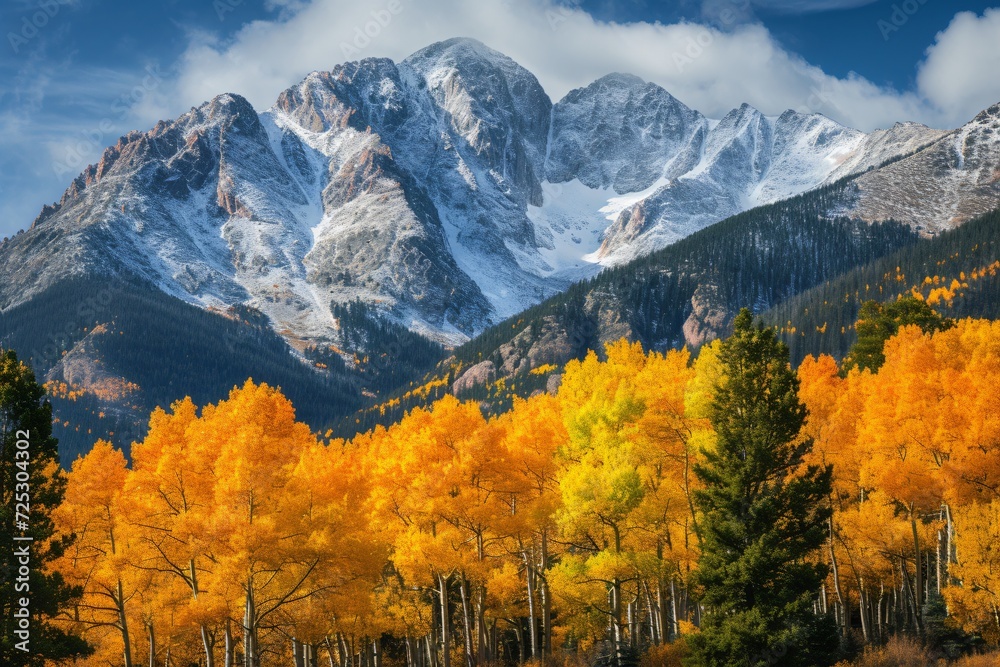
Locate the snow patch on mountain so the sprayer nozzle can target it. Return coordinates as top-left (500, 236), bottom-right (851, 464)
top-left (525, 179), bottom-right (616, 279)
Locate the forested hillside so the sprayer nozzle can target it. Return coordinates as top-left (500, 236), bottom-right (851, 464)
top-left (767, 206), bottom-right (1000, 363)
top-left (0, 279), bottom-right (440, 461)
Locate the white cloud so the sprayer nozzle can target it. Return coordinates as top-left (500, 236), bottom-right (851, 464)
top-left (702, 0), bottom-right (880, 21)
top-left (141, 0), bottom-right (999, 135)
top-left (917, 8), bottom-right (1000, 123)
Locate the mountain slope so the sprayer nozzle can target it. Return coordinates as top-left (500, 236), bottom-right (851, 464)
top-left (0, 279), bottom-right (364, 462)
top-left (842, 104), bottom-right (1000, 233)
top-left (332, 179), bottom-right (922, 437)
top-left (765, 206), bottom-right (1000, 364)
top-left (3, 38), bottom-right (989, 352)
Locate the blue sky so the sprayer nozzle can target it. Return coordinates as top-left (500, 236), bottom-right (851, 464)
top-left (1, 0), bottom-right (998, 237)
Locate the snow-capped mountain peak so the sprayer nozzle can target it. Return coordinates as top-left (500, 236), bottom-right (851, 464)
top-left (2, 40), bottom-right (995, 350)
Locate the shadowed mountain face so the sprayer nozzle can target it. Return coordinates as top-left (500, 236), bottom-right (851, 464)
top-left (0, 38), bottom-right (996, 355)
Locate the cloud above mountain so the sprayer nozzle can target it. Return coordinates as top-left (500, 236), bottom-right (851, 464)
top-left (917, 9), bottom-right (1000, 123)
top-left (160, 0), bottom-right (998, 134)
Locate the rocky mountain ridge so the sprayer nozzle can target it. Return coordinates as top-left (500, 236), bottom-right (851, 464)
top-left (2, 38), bottom-right (997, 352)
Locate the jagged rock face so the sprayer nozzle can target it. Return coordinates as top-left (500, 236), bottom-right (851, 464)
top-left (1, 94), bottom-right (273, 313)
top-left (269, 44), bottom-right (558, 335)
top-left (270, 58), bottom-right (496, 337)
top-left (682, 282), bottom-right (729, 348)
top-left (596, 105), bottom-right (867, 262)
top-left (497, 315), bottom-right (574, 376)
top-left (452, 360), bottom-right (496, 395)
top-left (2, 38), bottom-right (997, 350)
top-left (589, 103), bottom-right (979, 264)
top-left (405, 38), bottom-right (552, 206)
top-left (547, 73), bottom-right (708, 194)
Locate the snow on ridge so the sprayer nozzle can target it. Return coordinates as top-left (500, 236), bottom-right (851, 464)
top-left (3, 40), bottom-right (987, 350)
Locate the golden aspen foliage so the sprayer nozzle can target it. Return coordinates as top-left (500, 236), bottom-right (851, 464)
top-left (53, 441), bottom-right (140, 666)
top-left (46, 315), bottom-right (1000, 663)
top-left (946, 500), bottom-right (1000, 644)
top-left (800, 318), bottom-right (1000, 644)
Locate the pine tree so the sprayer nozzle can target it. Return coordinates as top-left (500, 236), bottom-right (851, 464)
top-left (687, 310), bottom-right (838, 667)
top-left (0, 349), bottom-right (90, 665)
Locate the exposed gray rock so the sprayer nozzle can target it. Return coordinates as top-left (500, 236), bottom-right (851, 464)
top-left (498, 315), bottom-right (574, 375)
top-left (452, 360), bottom-right (496, 395)
top-left (547, 73), bottom-right (707, 194)
top-left (682, 283), bottom-right (729, 349)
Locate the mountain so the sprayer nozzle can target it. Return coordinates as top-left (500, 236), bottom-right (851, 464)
top-left (3, 38), bottom-right (1000, 458)
top-left (545, 73), bottom-right (707, 195)
top-left (3, 38), bottom-right (990, 353)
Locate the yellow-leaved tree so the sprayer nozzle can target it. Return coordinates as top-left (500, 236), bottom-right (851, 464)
top-left (552, 341), bottom-right (705, 658)
top-left (126, 396), bottom-right (225, 666)
top-left (54, 441), bottom-right (140, 667)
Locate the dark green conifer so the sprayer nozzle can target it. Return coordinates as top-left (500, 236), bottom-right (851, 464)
top-left (842, 296), bottom-right (954, 373)
top-left (687, 310), bottom-right (837, 667)
top-left (0, 350), bottom-right (90, 666)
